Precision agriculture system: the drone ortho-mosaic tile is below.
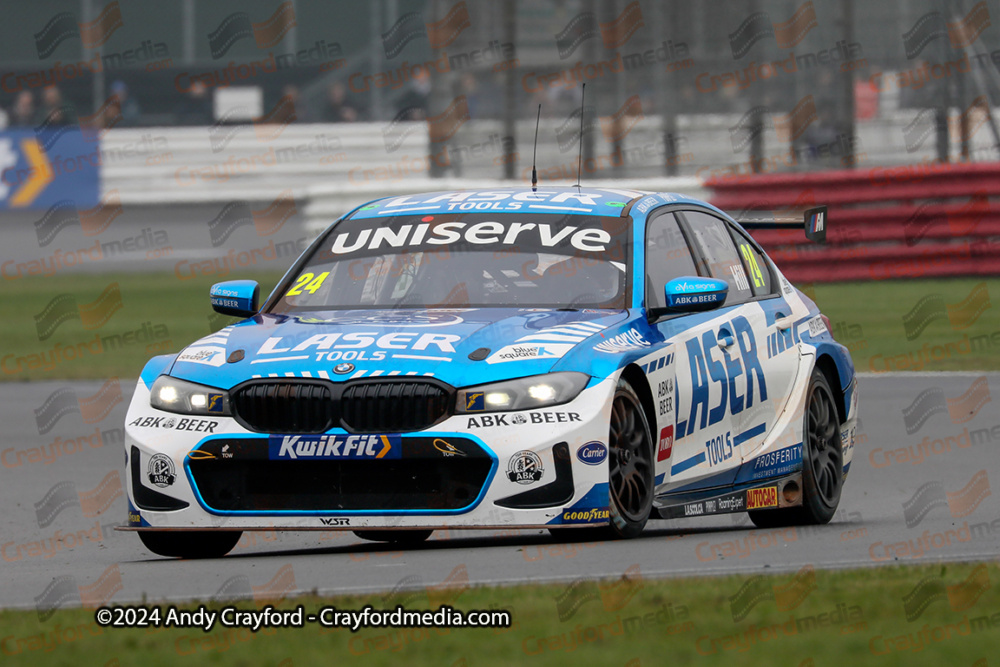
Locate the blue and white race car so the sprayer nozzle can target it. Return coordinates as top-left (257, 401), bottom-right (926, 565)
top-left (122, 186), bottom-right (858, 558)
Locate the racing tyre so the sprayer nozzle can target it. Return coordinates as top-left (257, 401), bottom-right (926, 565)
top-left (353, 530), bottom-right (433, 544)
top-left (606, 378), bottom-right (655, 538)
top-left (749, 368), bottom-right (843, 528)
top-left (138, 530), bottom-right (242, 559)
top-left (547, 379), bottom-right (654, 541)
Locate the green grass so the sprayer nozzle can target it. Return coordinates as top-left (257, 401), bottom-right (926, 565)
top-left (0, 562), bottom-right (997, 665)
top-left (805, 277), bottom-right (1000, 373)
top-left (0, 274), bottom-right (997, 381)
top-left (0, 272), bottom-right (285, 382)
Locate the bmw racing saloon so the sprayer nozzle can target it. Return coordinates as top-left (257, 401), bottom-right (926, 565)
top-left (122, 187), bottom-right (858, 558)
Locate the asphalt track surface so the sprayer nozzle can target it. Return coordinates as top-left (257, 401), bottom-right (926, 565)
top-left (1, 372), bottom-right (998, 611)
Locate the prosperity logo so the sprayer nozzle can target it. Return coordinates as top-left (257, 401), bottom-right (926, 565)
top-left (34, 564), bottom-right (123, 621)
top-left (902, 563), bottom-right (990, 621)
top-left (33, 378), bottom-right (123, 434)
top-left (553, 1), bottom-right (644, 59)
top-left (901, 1), bottom-right (990, 59)
top-left (207, 1), bottom-right (296, 59)
top-left (33, 192), bottom-right (124, 248)
top-left (34, 283), bottom-right (123, 341)
top-left (902, 469), bottom-right (991, 528)
top-left (34, 1), bottom-right (124, 58)
top-left (729, 565), bottom-right (817, 621)
top-left (729, 96), bottom-right (817, 152)
top-left (34, 471), bottom-right (122, 528)
top-left (728, 1), bottom-right (817, 59)
top-left (901, 375), bottom-right (990, 434)
top-left (901, 282), bottom-right (990, 340)
top-left (206, 191), bottom-right (297, 247)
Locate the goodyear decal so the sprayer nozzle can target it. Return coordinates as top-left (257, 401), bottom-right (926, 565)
top-left (465, 392), bottom-right (486, 411)
top-left (559, 507), bottom-right (611, 523)
top-left (127, 500), bottom-right (150, 527)
top-left (547, 482), bottom-right (609, 525)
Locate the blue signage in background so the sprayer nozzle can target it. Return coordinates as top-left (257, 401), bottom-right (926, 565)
top-left (0, 128), bottom-right (100, 210)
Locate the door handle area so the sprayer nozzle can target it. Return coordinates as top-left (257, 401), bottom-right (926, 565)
top-left (775, 314), bottom-right (795, 331)
top-left (717, 329), bottom-right (735, 348)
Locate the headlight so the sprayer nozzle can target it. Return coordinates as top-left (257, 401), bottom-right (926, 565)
top-left (456, 372), bottom-right (590, 413)
top-left (150, 376), bottom-right (231, 416)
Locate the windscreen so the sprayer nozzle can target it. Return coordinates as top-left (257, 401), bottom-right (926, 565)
top-left (269, 212), bottom-right (631, 312)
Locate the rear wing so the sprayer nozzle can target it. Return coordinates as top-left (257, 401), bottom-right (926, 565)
top-left (731, 206), bottom-right (827, 244)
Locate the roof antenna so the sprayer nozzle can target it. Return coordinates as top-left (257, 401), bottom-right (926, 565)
top-left (530, 104), bottom-right (541, 190)
top-left (574, 83), bottom-right (586, 187)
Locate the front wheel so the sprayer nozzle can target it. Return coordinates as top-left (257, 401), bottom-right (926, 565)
top-left (749, 368), bottom-right (843, 528)
top-left (547, 378), bottom-right (654, 541)
top-left (138, 530), bottom-right (242, 559)
top-left (606, 379), bottom-right (655, 538)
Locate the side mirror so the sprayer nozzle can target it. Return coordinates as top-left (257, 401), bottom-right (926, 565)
top-left (648, 276), bottom-right (728, 320)
top-left (210, 280), bottom-right (259, 318)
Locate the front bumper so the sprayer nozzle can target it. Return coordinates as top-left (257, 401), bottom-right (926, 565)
top-left (123, 375), bottom-right (619, 531)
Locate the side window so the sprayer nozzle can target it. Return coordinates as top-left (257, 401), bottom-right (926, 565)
top-left (730, 228), bottom-right (774, 296)
top-left (678, 210), bottom-right (753, 306)
top-left (644, 211), bottom-right (698, 309)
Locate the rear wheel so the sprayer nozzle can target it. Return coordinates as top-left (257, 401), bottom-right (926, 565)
top-left (353, 530), bottom-right (433, 544)
top-left (749, 368), bottom-right (843, 528)
top-left (138, 530), bottom-right (242, 559)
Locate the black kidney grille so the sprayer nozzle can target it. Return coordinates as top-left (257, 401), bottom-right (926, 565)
top-left (340, 381), bottom-right (451, 432)
top-left (230, 380), bottom-right (452, 434)
top-left (231, 381), bottom-right (334, 434)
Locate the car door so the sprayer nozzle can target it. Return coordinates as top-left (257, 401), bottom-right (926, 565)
top-left (724, 223), bottom-right (802, 460)
top-left (679, 210), bottom-right (800, 468)
top-left (642, 208), bottom-right (746, 492)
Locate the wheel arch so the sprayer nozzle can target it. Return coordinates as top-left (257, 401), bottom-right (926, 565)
top-left (619, 363), bottom-right (658, 436)
top-left (813, 353), bottom-right (846, 424)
